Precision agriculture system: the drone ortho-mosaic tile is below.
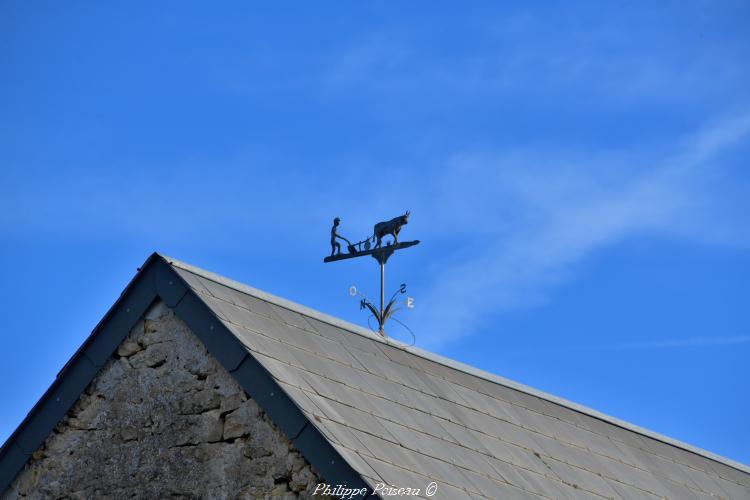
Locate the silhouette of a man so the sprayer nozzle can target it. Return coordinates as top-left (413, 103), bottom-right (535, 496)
top-left (330, 217), bottom-right (352, 256)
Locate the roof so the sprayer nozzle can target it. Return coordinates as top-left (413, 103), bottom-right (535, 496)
top-left (2, 253), bottom-right (749, 499)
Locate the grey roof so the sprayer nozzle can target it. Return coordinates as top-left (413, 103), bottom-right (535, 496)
top-left (2, 253), bottom-right (749, 499)
top-left (166, 256), bottom-right (750, 500)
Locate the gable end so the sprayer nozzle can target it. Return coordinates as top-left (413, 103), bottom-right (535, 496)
top-left (0, 254), bottom-right (370, 496)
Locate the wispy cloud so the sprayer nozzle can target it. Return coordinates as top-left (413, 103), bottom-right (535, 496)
top-left (411, 112), bottom-right (750, 349)
top-left (509, 336), bottom-right (750, 356)
top-left (592, 336), bottom-right (750, 352)
top-left (323, 11), bottom-right (750, 107)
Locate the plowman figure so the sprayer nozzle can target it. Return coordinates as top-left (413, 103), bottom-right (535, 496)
top-left (330, 217), bottom-right (352, 256)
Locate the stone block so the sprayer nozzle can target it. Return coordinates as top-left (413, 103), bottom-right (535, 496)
top-left (116, 341), bottom-right (142, 358)
top-left (129, 344), bottom-right (168, 369)
top-left (178, 390), bottom-right (220, 415)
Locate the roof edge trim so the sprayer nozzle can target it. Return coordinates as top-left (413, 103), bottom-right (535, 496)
top-left (0, 254), bottom-right (375, 496)
top-left (160, 253), bottom-right (750, 475)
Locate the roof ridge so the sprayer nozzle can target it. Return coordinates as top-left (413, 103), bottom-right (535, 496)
top-left (158, 253), bottom-right (750, 475)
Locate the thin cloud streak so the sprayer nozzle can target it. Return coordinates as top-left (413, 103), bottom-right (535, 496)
top-left (324, 15), bottom-right (750, 106)
top-left (602, 336), bottom-right (750, 351)
top-left (508, 336), bottom-right (750, 356)
top-left (412, 112), bottom-right (750, 350)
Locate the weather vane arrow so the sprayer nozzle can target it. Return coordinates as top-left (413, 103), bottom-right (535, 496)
top-left (323, 211), bottom-right (420, 336)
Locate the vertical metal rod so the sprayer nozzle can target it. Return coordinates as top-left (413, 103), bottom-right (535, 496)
top-left (379, 261), bottom-right (385, 336)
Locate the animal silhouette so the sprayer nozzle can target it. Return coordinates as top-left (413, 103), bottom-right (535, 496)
top-left (372, 211), bottom-right (410, 248)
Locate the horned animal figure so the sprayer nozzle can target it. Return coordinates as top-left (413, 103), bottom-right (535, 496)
top-left (372, 211), bottom-right (410, 248)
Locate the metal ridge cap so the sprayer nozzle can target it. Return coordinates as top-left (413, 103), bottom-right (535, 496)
top-left (157, 253), bottom-right (750, 476)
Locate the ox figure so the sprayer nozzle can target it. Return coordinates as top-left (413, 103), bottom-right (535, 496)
top-left (372, 211), bottom-right (410, 249)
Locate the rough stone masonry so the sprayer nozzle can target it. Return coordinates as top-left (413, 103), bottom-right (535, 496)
top-left (3, 301), bottom-right (331, 499)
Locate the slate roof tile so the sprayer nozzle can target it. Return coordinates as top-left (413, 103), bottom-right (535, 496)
top-left (164, 258), bottom-right (748, 498)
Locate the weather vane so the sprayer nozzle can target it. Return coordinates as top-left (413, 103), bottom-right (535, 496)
top-left (324, 211), bottom-right (420, 336)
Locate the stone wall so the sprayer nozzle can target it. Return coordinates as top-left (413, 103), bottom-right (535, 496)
top-left (3, 301), bottom-right (329, 500)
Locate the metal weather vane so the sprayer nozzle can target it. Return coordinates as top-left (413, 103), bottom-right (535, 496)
top-left (324, 211), bottom-right (420, 336)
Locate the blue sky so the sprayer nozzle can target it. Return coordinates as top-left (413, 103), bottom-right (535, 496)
top-left (1, 2), bottom-right (749, 465)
